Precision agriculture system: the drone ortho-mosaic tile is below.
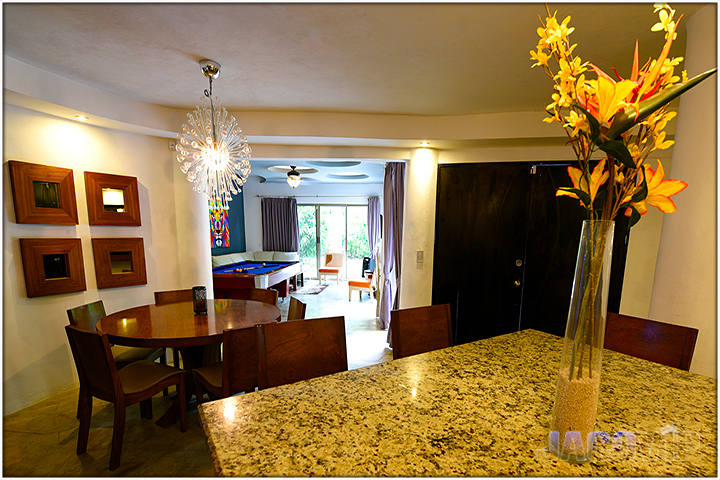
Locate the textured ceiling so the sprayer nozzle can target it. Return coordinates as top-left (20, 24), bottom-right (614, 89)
top-left (3, 3), bottom-right (700, 115)
top-left (3, 3), bottom-right (703, 185)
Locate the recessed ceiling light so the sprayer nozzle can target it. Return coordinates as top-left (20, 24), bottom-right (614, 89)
top-left (420, 141), bottom-right (430, 147)
top-left (75, 115), bottom-right (89, 122)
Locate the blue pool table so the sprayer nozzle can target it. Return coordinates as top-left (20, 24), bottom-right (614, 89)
top-left (212, 260), bottom-right (303, 298)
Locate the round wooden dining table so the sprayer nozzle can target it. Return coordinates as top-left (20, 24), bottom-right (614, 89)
top-left (97, 298), bottom-right (281, 427)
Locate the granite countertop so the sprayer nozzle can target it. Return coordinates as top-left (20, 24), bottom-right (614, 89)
top-left (198, 329), bottom-right (717, 476)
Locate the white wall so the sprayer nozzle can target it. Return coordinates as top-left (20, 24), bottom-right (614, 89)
top-left (649, 4), bottom-right (717, 378)
top-left (242, 176), bottom-right (383, 252)
top-left (3, 106), bottom-right (211, 414)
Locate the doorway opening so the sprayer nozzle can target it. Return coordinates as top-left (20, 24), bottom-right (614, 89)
top-left (297, 204), bottom-right (370, 280)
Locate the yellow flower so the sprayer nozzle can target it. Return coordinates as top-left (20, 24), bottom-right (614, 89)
top-left (564, 110), bottom-right (588, 136)
top-left (556, 159), bottom-right (609, 208)
top-left (627, 159), bottom-right (687, 215)
top-left (653, 131), bottom-right (674, 150)
top-left (530, 49), bottom-right (550, 68)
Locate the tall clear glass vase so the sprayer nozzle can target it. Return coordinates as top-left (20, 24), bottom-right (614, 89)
top-left (549, 220), bottom-right (615, 463)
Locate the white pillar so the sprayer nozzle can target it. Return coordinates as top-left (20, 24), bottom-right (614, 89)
top-left (648, 5), bottom-right (717, 377)
top-left (173, 164), bottom-right (213, 295)
top-left (399, 148), bottom-right (439, 308)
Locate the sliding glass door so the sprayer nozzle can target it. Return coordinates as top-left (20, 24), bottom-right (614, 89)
top-left (297, 204), bottom-right (370, 280)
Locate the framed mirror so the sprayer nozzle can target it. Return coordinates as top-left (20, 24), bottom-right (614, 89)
top-left (8, 161), bottom-right (79, 224)
top-left (84, 172), bottom-right (141, 226)
top-left (19, 238), bottom-right (87, 297)
top-left (91, 237), bottom-right (147, 289)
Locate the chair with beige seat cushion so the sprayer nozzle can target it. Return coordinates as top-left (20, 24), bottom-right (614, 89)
top-left (390, 304), bottom-right (453, 360)
top-left (65, 325), bottom-right (187, 471)
top-left (257, 316), bottom-right (347, 389)
top-left (319, 253), bottom-right (343, 284)
top-left (192, 326), bottom-right (260, 404)
top-left (67, 300), bottom-right (168, 415)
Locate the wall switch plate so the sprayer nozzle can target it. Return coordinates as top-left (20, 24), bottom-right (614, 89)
top-left (416, 250), bottom-right (424, 263)
top-left (168, 139), bottom-right (177, 151)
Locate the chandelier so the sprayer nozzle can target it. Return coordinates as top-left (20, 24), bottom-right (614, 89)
top-left (176, 60), bottom-right (251, 210)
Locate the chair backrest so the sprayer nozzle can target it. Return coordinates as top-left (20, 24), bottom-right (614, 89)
top-left (604, 312), bottom-right (698, 371)
top-left (223, 326), bottom-right (260, 395)
top-left (257, 316), bottom-right (347, 389)
top-left (391, 304), bottom-right (453, 360)
top-left (324, 253), bottom-right (343, 268)
top-left (154, 289), bottom-right (193, 305)
top-left (65, 325), bottom-right (119, 401)
top-left (250, 288), bottom-right (278, 306)
top-left (67, 300), bottom-right (106, 331)
top-left (287, 297), bottom-right (307, 321)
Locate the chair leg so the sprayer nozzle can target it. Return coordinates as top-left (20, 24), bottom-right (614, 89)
top-left (178, 375), bottom-right (188, 433)
top-left (193, 373), bottom-right (205, 406)
top-left (76, 393), bottom-right (92, 455)
top-left (76, 384), bottom-right (85, 419)
top-left (109, 400), bottom-right (126, 471)
top-left (140, 398), bottom-right (153, 419)
top-left (160, 350), bottom-right (169, 396)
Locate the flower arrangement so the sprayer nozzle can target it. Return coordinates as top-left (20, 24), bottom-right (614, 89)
top-left (531, 3), bottom-right (714, 226)
top-left (531, 3), bottom-right (715, 382)
top-left (532, 4), bottom-right (715, 462)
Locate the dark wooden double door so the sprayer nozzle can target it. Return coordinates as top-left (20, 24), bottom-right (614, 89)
top-left (432, 162), bottom-right (629, 345)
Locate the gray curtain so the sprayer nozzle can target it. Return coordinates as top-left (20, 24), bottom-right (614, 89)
top-left (261, 197), bottom-right (300, 252)
top-left (367, 196), bottom-right (381, 259)
top-left (379, 163), bottom-right (405, 332)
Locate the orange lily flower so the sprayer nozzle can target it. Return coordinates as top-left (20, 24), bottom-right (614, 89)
top-left (595, 76), bottom-right (637, 125)
top-left (557, 159), bottom-right (609, 208)
top-left (626, 159), bottom-right (688, 216)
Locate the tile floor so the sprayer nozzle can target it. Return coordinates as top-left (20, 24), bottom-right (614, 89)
top-left (2, 280), bottom-right (392, 476)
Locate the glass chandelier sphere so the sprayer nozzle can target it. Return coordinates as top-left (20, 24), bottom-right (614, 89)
top-left (175, 60), bottom-right (251, 210)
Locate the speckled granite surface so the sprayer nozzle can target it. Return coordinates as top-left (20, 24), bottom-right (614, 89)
top-left (198, 329), bottom-right (716, 476)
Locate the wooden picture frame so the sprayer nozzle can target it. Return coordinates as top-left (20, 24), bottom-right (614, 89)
top-left (91, 237), bottom-right (147, 289)
top-left (8, 160), bottom-right (79, 224)
top-left (84, 172), bottom-right (141, 226)
top-left (19, 238), bottom-right (87, 297)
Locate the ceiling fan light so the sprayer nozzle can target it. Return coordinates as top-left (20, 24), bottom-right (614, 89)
top-left (287, 166), bottom-right (302, 188)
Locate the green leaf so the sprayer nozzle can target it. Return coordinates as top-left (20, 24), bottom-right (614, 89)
top-left (573, 104), bottom-right (601, 144)
top-left (558, 188), bottom-right (592, 209)
top-left (606, 68), bottom-right (717, 140)
top-left (631, 166), bottom-right (648, 203)
top-left (627, 205), bottom-right (642, 229)
top-left (599, 140), bottom-right (635, 169)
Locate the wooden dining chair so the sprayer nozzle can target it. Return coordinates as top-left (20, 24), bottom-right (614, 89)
top-left (257, 316), bottom-right (347, 389)
top-left (154, 288), bottom-right (194, 305)
top-left (250, 288), bottom-right (279, 306)
top-left (153, 289), bottom-right (194, 369)
top-left (67, 300), bottom-right (169, 416)
top-left (65, 325), bottom-right (187, 471)
top-left (287, 297), bottom-right (307, 321)
top-left (604, 312), bottom-right (699, 371)
top-left (193, 326), bottom-right (260, 404)
top-left (215, 287), bottom-right (279, 305)
top-left (390, 304), bottom-right (453, 360)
